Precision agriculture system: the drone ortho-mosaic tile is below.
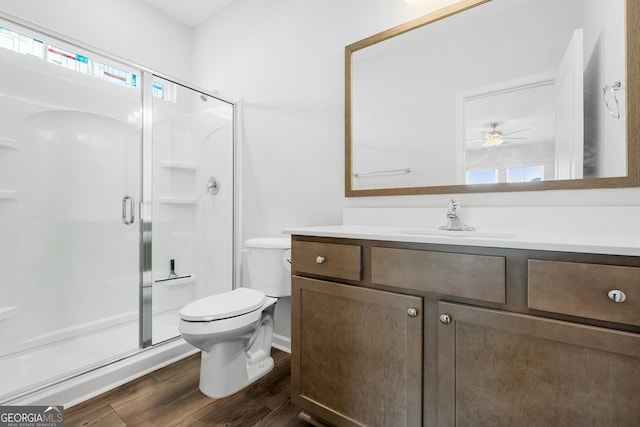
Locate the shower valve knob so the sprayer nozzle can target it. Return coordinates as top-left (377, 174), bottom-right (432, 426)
top-left (207, 176), bottom-right (220, 195)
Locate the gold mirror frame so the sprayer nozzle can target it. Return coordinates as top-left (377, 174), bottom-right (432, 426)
top-left (345, 0), bottom-right (639, 197)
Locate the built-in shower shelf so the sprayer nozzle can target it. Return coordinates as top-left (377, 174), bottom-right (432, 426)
top-left (159, 197), bottom-right (197, 205)
top-left (159, 161), bottom-right (197, 171)
top-left (0, 137), bottom-right (18, 150)
top-left (0, 190), bottom-right (18, 200)
top-left (154, 275), bottom-right (196, 286)
top-left (0, 306), bottom-right (18, 321)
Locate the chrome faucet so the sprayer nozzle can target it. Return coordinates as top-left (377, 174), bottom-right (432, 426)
top-left (439, 199), bottom-right (475, 231)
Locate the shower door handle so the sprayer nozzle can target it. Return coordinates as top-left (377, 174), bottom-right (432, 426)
top-left (122, 195), bottom-right (135, 225)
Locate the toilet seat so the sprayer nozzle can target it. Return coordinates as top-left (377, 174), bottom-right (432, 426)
top-left (180, 288), bottom-right (266, 322)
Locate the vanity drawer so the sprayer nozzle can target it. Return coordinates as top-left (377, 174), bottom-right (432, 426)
top-left (371, 247), bottom-right (506, 303)
top-left (292, 240), bottom-right (361, 281)
top-left (528, 260), bottom-right (640, 326)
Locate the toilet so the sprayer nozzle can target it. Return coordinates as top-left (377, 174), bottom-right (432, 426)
top-left (178, 237), bottom-right (291, 398)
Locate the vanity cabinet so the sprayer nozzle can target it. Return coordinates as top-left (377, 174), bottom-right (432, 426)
top-left (438, 302), bottom-right (640, 427)
top-left (528, 259), bottom-right (640, 326)
top-left (371, 247), bottom-right (506, 304)
top-left (291, 256), bottom-right (423, 426)
top-left (290, 235), bottom-right (640, 427)
top-left (292, 240), bottom-right (362, 281)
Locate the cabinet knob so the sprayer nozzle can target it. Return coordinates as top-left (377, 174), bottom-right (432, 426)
top-left (407, 308), bottom-right (419, 318)
top-left (439, 314), bottom-right (452, 324)
top-left (607, 289), bottom-right (626, 303)
top-left (316, 256), bottom-right (326, 264)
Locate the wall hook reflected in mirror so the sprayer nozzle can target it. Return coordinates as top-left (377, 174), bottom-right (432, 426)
top-left (602, 80), bottom-right (623, 120)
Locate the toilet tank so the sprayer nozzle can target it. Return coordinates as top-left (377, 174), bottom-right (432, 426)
top-left (244, 237), bottom-right (291, 297)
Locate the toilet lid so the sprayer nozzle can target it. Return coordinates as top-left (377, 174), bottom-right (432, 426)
top-left (180, 288), bottom-right (266, 321)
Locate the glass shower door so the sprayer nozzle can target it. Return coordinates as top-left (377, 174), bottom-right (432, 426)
top-left (149, 76), bottom-right (235, 344)
top-left (0, 23), bottom-right (142, 399)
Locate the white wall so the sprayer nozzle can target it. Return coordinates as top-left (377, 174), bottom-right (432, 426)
top-left (191, 0), bottom-right (467, 238)
top-left (0, 0), bottom-right (193, 81)
top-left (191, 0), bottom-right (640, 236)
top-left (191, 0), bottom-right (640, 343)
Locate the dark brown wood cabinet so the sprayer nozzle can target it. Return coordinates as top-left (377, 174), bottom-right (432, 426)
top-left (528, 259), bottom-right (640, 326)
top-left (291, 276), bottom-right (423, 427)
top-left (290, 235), bottom-right (640, 427)
top-left (438, 301), bottom-right (640, 427)
top-left (371, 247), bottom-right (506, 303)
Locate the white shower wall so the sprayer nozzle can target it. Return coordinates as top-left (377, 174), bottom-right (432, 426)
top-left (0, 47), bottom-right (142, 360)
top-left (151, 81), bottom-right (235, 343)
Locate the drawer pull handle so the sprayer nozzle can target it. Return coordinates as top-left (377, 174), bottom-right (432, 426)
top-left (407, 308), bottom-right (419, 318)
top-left (439, 314), bottom-right (452, 324)
top-left (607, 290), bottom-right (626, 303)
top-left (316, 256), bottom-right (326, 264)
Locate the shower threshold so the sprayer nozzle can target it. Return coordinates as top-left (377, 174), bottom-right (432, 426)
top-left (0, 310), bottom-right (185, 406)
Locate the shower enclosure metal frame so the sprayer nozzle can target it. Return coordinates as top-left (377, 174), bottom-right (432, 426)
top-left (141, 71), bottom-right (154, 349)
top-left (0, 10), bottom-right (239, 402)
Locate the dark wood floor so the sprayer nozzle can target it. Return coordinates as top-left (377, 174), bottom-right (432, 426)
top-left (64, 349), bottom-right (309, 427)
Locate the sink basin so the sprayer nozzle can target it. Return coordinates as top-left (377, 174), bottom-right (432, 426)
top-left (398, 228), bottom-right (516, 239)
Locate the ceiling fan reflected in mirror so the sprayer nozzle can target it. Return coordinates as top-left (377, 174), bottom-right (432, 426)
top-left (469, 122), bottom-right (530, 147)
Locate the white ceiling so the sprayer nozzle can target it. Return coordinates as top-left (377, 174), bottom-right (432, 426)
top-left (141, 0), bottom-right (234, 27)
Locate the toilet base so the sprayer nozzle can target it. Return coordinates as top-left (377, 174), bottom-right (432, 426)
top-left (198, 341), bottom-right (275, 399)
top-left (247, 355), bottom-right (275, 386)
top-left (182, 297), bottom-right (278, 399)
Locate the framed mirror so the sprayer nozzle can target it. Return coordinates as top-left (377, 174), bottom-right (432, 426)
top-left (345, 0), bottom-right (639, 196)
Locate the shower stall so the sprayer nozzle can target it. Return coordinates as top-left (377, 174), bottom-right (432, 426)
top-left (0, 15), bottom-right (236, 403)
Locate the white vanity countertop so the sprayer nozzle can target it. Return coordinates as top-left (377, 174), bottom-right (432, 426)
top-left (282, 224), bottom-right (640, 257)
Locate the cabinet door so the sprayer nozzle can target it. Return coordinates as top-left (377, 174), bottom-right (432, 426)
top-left (292, 276), bottom-right (423, 427)
top-left (438, 302), bottom-right (640, 427)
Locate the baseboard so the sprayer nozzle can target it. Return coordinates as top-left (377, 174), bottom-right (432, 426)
top-left (272, 333), bottom-right (291, 353)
